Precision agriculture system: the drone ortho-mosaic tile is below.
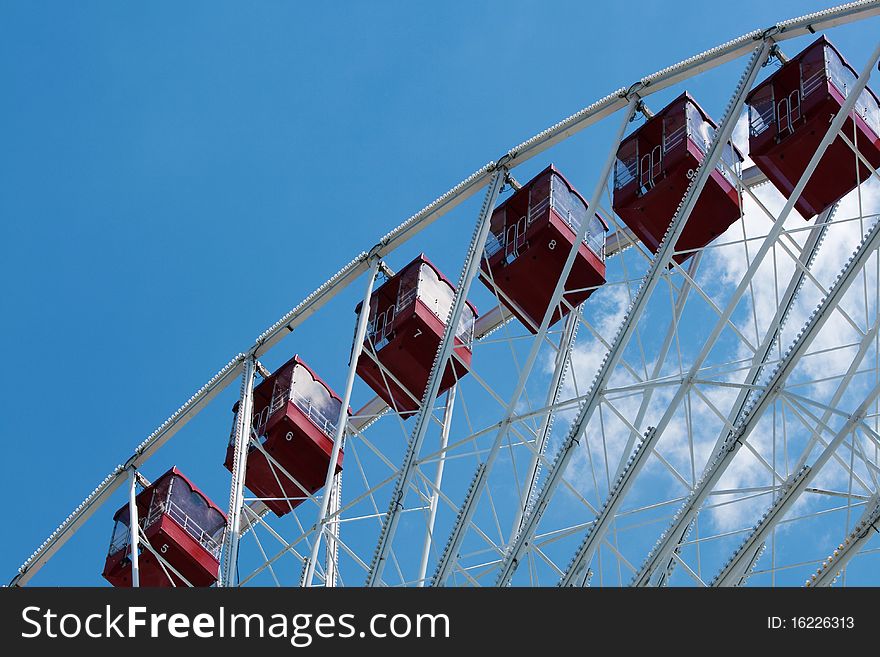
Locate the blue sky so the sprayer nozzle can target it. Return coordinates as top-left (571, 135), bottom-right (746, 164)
top-left (2, 2), bottom-right (879, 585)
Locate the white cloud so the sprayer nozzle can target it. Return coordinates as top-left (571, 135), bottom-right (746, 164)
top-left (558, 131), bottom-right (880, 542)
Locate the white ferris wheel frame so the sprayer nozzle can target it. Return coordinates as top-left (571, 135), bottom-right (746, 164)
top-left (10, 0), bottom-right (880, 588)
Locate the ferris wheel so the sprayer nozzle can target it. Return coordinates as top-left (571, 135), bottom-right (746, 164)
top-left (11, 1), bottom-right (880, 589)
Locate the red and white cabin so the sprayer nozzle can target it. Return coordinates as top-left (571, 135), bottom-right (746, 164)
top-left (479, 164), bottom-right (608, 332)
top-left (355, 254), bottom-right (476, 415)
top-left (613, 92), bottom-right (744, 263)
top-left (746, 36), bottom-right (880, 219)
top-left (102, 467), bottom-right (226, 587)
top-left (223, 355), bottom-right (348, 517)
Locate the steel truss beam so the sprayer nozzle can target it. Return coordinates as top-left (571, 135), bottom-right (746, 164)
top-left (510, 310), bottom-right (581, 541)
top-left (500, 40), bottom-right (773, 588)
top-left (806, 493), bottom-right (880, 586)
top-left (12, 1), bottom-right (880, 587)
top-left (323, 474), bottom-right (342, 587)
top-left (631, 40), bottom-right (880, 587)
top-left (710, 312), bottom-right (880, 586)
top-left (220, 355), bottom-right (257, 587)
top-left (417, 386), bottom-right (457, 586)
top-left (714, 376), bottom-right (880, 586)
top-left (127, 468), bottom-right (140, 588)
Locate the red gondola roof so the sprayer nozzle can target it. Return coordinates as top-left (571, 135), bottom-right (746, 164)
top-left (494, 163), bottom-right (610, 232)
top-left (262, 354), bottom-right (347, 406)
top-left (356, 253), bottom-right (480, 317)
top-left (113, 466), bottom-right (227, 522)
top-left (233, 353), bottom-right (352, 416)
top-left (619, 91), bottom-right (745, 162)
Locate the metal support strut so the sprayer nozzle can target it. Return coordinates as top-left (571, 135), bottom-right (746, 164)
top-left (303, 256), bottom-right (382, 586)
top-left (220, 354), bottom-right (257, 587)
top-left (510, 309), bottom-right (581, 541)
top-left (323, 474), bottom-right (342, 587)
top-left (714, 377), bottom-right (880, 586)
top-left (127, 467), bottom-right (140, 588)
top-left (417, 386), bottom-right (457, 585)
top-left (807, 494), bottom-right (880, 587)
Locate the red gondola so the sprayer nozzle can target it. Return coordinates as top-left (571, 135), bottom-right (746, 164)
top-left (613, 92), bottom-right (744, 263)
top-left (223, 355), bottom-right (348, 517)
top-left (479, 165), bottom-right (608, 332)
top-left (102, 467), bottom-right (226, 587)
top-left (355, 254), bottom-right (476, 416)
top-left (746, 36), bottom-right (880, 219)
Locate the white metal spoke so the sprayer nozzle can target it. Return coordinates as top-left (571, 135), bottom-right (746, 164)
top-left (806, 494), bottom-right (880, 586)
